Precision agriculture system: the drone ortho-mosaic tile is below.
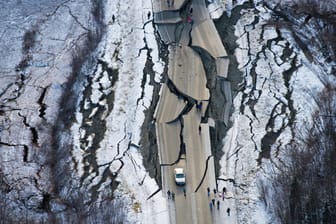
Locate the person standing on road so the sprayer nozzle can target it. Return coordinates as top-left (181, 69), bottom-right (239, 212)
top-left (167, 190), bottom-right (171, 199)
top-left (217, 200), bottom-right (220, 210)
top-left (212, 198), bottom-right (215, 205)
top-left (227, 207), bottom-right (231, 216)
top-left (207, 187), bottom-right (210, 197)
top-left (209, 202), bottom-right (213, 210)
top-left (222, 187), bottom-right (226, 200)
top-left (196, 101), bottom-right (203, 112)
top-left (183, 188), bottom-right (186, 197)
top-left (171, 192), bottom-right (175, 200)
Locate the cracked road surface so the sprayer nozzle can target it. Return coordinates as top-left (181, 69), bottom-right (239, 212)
top-left (154, 0), bottom-right (230, 223)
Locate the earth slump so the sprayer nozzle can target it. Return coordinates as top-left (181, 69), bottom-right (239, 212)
top-left (209, 3), bottom-right (246, 178)
top-left (140, 31), bottom-right (166, 187)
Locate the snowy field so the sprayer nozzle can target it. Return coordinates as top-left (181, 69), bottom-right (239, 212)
top-left (0, 0), bottom-right (332, 223)
top-left (71, 0), bottom-right (169, 223)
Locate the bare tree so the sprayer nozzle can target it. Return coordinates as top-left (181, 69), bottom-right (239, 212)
top-left (263, 81), bottom-right (336, 223)
top-left (265, 0), bottom-right (336, 74)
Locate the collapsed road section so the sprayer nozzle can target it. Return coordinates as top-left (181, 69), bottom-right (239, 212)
top-left (153, 0), bottom-right (232, 223)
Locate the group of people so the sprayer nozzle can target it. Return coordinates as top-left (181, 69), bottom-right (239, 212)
top-left (207, 187), bottom-right (231, 216)
top-left (167, 187), bottom-right (230, 216)
top-left (167, 190), bottom-right (175, 200)
top-left (167, 188), bottom-right (186, 201)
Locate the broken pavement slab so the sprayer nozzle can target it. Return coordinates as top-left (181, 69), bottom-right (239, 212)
top-left (216, 57), bottom-right (230, 78)
top-left (178, 22), bottom-right (192, 46)
top-left (156, 121), bottom-right (182, 165)
top-left (168, 45), bottom-right (210, 101)
top-left (156, 23), bottom-right (178, 44)
top-left (154, 84), bottom-right (187, 123)
top-left (190, 0), bottom-right (211, 23)
top-left (191, 18), bottom-right (227, 58)
top-left (152, 0), bottom-right (188, 13)
top-left (154, 11), bottom-right (182, 24)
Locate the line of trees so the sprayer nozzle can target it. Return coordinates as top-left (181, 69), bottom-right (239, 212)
top-left (261, 81), bottom-right (336, 223)
top-left (265, 0), bottom-right (336, 73)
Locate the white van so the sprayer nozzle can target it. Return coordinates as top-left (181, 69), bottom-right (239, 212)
top-left (174, 168), bottom-right (186, 185)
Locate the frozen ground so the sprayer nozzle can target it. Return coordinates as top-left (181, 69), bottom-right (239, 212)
top-left (103, 0), bottom-right (327, 223)
top-left (0, 0), bottom-right (97, 221)
top-left (0, 0), bottom-right (332, 223)
top-left (217, 0), bottom-right (328, 223)
top-left (71, 0), bottom-right (169, 223)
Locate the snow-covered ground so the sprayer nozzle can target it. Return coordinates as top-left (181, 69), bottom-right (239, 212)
top-left (71, 0), bottom-right (169, 223)
top-left (0, 0), bottom-right (332, 223)
top-left (217, 0), bottom-right (327, 223)
top-left (0, 0), bottom-right (96, 221)
top-left (96, 0), bottom-right (326, 223)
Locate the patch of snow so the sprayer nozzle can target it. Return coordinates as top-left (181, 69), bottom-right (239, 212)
top-left (208, 2), bottom-right (225, 19)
